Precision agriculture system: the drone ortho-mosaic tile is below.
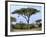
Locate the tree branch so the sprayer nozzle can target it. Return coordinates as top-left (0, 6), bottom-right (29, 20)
top-left (22, 15), bottom-right (27, 21)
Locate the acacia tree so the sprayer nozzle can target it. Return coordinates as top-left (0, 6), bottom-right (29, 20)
top-left (11, 17), bottom-right (16, 28)
top-left (12, 8), bottom-right (40, 24)
top-left (36, 19), bottom-right (41, 23)
top-left (36, 19), bottom-right (42, 27)
top-left (11, 17), bottom-right (16, 22)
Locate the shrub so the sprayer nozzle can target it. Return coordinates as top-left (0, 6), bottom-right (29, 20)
top-left (15, 23), bottom-right (26, 29)
top-left (11, 23), bottom-right (37, 30)
top-left (15, 24), bottom-right (21, 29)
top-left (23, 25), bottom-right (28, 29)
top-left (39, 23), bottom-right (42, 27)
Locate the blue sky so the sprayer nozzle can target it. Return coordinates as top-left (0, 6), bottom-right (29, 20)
top-left (10, 5), bottom-right (42, 24)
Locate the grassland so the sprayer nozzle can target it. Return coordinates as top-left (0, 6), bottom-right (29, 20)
top-left (10, 23), bottom-right (42, 32)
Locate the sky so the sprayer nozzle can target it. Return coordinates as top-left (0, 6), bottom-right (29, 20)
top-left (10, 4), bottom-right (42, 24)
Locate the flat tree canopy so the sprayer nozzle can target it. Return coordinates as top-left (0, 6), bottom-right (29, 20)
top-left (12, 8), bottom-right (40, 24)
top-left (11, 17), bottom-right (16, 22)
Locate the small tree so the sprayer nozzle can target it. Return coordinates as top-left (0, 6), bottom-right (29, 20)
top-left (36, 19), bottom-right (41, 23)
top-left (12, 8), bottom-right (40, 24)
top-left (10, 17), bottom-right (16, 29)
top-left (36, 19), bottom-right (42, 27)
top-left (11, 17), bottom-right (16, 22)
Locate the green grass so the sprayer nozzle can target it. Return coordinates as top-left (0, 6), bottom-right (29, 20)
top-left (11, 23), bottom-right (42, 30)
top-left (10, 23), bottom-right (42, 32)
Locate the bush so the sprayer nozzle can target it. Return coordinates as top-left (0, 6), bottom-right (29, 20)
top-left (15, 25), bottom-right (21, 29)
top-left (11, 23), bottom-right (37, 30)
top-left (11, 24), bottom-right (16, 29)
top-left (23, 25), bottom-right (28, 29)
top-left (39, 23), bottom-right (42, 27)
top-left (15, 23), bottom-right (26, 29)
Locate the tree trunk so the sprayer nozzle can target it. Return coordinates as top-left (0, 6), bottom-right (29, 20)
top-left (27, 17), bottom-right (29, 24)
top-left (27, 14), bottom-right (30, 24)
top-left (22, 14), bottom-right (30, 24)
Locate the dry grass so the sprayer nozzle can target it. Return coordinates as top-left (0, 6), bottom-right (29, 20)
top-left (10, 27), bottom-right (42, 32)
